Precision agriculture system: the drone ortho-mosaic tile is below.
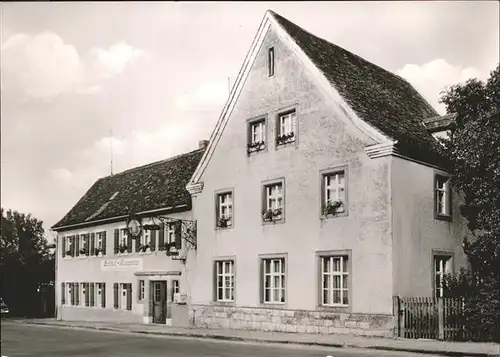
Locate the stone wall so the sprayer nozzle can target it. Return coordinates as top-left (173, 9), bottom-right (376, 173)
top-left (191, 305), bottom-right (395, 337)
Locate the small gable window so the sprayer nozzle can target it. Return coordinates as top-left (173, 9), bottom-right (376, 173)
top-left (276, 110), bottom-right (296, 146)
top-left (268, 47), bottom-right (275, 77)
top-left (216, 190), bottom-right (233, 229)
top-left (247, 118), bottom-right (266, 154)
top-left (434, 174), bottom-right (452, 220)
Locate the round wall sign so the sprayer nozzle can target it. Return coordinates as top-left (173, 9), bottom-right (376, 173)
top-left (127, 218), bottom-right (142, 237)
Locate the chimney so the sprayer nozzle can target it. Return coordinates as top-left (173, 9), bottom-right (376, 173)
top-left (198, 140), bottom-right (209, 150)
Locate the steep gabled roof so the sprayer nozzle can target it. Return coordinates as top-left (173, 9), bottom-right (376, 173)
top-left (271, 11), bottom-right (446, 166)
top-left (52, 148), bottom-right (205, 230)
top-left (187, 11), bottom-right (448, 189)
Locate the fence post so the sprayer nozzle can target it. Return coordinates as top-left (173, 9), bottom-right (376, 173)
top-left (438, 298), bottom-right (444, 340)
top-left (393, 296), bottom-right (401, 337)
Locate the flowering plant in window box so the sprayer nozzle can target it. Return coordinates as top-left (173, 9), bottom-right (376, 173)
top-left (276, 132), bottom-right (295, 145)
top-left (247, 141), bottom-right (265, 154)
top-left (217, 216), bottom-right (231, 228)
top-left (79, 247), bottom-right (88, 255)
top-left (118, 244), bottom-right (128, 254)
top-left (94, 248), bottom-right (103, 256)
top-left (138, 244), bottom-right (150, 253)
top-left (262, 208), bottom-right (283, 222)
top-left (65, 249), bottom-right (73, 256)
top-left (323, 200), bottom-right (343, 216)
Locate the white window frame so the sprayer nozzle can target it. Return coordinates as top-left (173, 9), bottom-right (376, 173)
top-left (120, 283), bottom-right (128, 310)
top-left (66, 283), bottom-right (72, 305)
top-left (217, 192), bottom-right (233, 226)
top-left (324, 171), bottom-right (346, 212)
top-left (138, 280), bottom-right (145, 301)
top-left (265, 183), bottom-right (283, 220)
top-left (268, 47), bottom-right (275, 77)
top-left (95, 232), bottom-right (103, 251)
top-left (65, 237), bottom-right (73, 256)
top-left (166, 223), bottom-right (175, 244)
top-left (95, 283), bottom-right (103, 308)
top-left (77, 235), bottom-right (85, 253)
top-left (120, 229), bottom-right (129, 252)
top-left (278, 111), bottom-right (296, 137)
top-left (172, 280), bottom-right (180, 295)
top-left (434, 256), bottom-right (452, 298)
top-left (436, 176), bottom-right (451, 216)
top-left (216, 260), bottom-right (235, 302)
top-left (80, 283), bottom-right (86, 306)
top-left (262, 258), bottom-right (286, 304)
top-left (321, 256), bottom-right (349, 307)
top-left (251, 121), bottom-right (265, 144)
top-left (139, 230), bottom-right (151, 249)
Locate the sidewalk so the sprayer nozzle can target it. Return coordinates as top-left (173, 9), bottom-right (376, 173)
top-left (13, 318), bottom-right (500, 357)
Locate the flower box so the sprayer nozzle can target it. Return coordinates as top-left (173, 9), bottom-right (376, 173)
top-left (323, 200), bottom-right (344, 216)
top-left (217, 216), bottom-right (231, 228)
top-left (276, 132), bottom-right (295, 145)
top-left (262, 208), bottom-right (283, 222)
top-left (247, 141), bottom-right (265, 154)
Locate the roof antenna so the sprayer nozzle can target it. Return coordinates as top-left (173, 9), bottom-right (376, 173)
top-left (110, 128), bottom-right (114, 176)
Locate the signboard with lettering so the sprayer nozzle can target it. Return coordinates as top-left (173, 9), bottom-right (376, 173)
top-left (101, 258), bottom-right (143, 271)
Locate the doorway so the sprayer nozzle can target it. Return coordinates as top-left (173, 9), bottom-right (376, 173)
top-left (151, 281), bottom-right (167, 324)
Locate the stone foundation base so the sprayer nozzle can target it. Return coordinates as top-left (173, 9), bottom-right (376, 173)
top-left (190, 305), bottom-right (394, 337)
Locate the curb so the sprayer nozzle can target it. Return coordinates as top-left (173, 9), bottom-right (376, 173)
top-left (15, 320), bottom-right (499, 357)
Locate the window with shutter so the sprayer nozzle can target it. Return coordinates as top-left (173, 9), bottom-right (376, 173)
top-left (113, 283), bottom-right (119, 309)
top-left (90, 283), bottom-right (95, 307)
top-left (61, 282), bottom-right (66, 305)
top-left (101, 283), bottom-right (106, 308)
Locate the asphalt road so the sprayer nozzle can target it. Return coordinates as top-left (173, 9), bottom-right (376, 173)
top-left (0, 321), bottom-right (439, 357)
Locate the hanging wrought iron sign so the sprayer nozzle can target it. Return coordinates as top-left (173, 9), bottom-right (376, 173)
top-left (126, 216), bottom-right (143, 239)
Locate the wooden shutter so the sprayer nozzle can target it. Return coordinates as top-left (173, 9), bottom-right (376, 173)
top-left (90, 233), bottom-right (95, 255)
top-left (126, 284), bottom-right (132, 311)
top-left (148, 281), bottom-right (154, 318)
top-left (150, 230), bottom-right (156, 252)
top-left (158, 224), bottom-right (165, 250)
top-left (213, 261), bottom-right (218, 301)
top-left (135, 232), bottom-right (141, 252)
top-left (174, 220), bottom-right (182, 249)
top-left (101, 283), bottom-right (106, 308)
top-left (71, 236), bottom-right (76, 257)
top-left (137, 280), bottom-right (142, 300)
top-left (75, 283), bottom-right (80, 306)
top-left (90, 283), bottom-right (95, 307)
top-left (114, 229), bottom-right (119, 254)
top-left (84, 234), bottom-right (90, 256)
top-left (61, 282), bottom-right (66, 304)
top-left (113, 283), bottom-right (119, 309)
top-left (62, 237), bottom-right (66, 258)
top-left (102, 232), bottom-right (107, 255)
top-left (84, 283), bottom-right (89, 306)
top-left (70, 283), bottom-right (75, 305)
top-left (75, 235), bottom-right (80, 257)
top-left (127, 232), bottom-right (132, 253)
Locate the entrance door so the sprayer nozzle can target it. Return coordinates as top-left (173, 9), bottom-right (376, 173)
top-left (152, 281), bottom-right (167, 324)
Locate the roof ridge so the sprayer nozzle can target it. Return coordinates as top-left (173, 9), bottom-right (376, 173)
top-left (270, 11), bottom-right (438, 118)
top-left (102, 147), bottom-right (205, 180)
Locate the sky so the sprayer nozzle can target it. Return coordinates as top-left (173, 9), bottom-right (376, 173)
top-left (1, 1), bottom-right (499, 241)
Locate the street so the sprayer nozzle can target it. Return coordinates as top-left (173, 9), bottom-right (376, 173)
top-left (0, 321), bottom-right (440, 357)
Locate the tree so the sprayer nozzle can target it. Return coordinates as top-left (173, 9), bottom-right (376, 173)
top-left (439, 64), bottom-right (500, 342)
top-left (0, 208), bottom-right (55, 317)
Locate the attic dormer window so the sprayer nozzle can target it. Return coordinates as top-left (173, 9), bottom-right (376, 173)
top-left (268, 47), bottom-right (275, 77)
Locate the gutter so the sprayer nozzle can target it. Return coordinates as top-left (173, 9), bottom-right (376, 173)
top-left (52, 204), bottom-right (189, 232)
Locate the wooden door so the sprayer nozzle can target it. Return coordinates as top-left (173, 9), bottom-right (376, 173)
top-left (152, 281), bottom-right (167, 324)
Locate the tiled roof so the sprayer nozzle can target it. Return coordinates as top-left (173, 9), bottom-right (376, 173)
top-left (52, 148), bottom-right (205, 230)
top-left (271, 11), bottom-right (448, 167)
